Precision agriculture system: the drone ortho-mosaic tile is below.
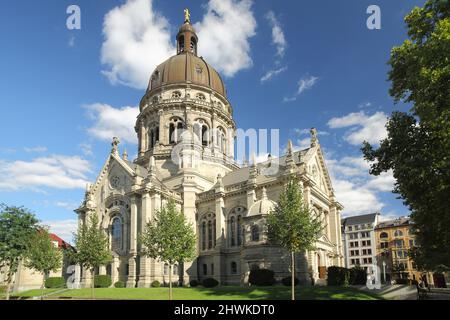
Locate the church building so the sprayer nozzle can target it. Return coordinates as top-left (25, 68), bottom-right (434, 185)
top-left (75, 11), bottom-right (344, 288)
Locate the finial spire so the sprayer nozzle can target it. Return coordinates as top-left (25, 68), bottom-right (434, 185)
top-left (310, 128), bottom-right (318, 147)
top-left (122, 148), bottom-right (128, 161)
top-left (111, 137), bottom-right (120, 155)
top-left (261, 186), bottom-right (267, 200)
top-left (287, 139), bottom-right (293, 155)
top-left (184, 8), bottom-right (190, 23)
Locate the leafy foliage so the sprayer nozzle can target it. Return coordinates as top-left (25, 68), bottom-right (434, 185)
top-left (25, 229), bottom-right (63, 278)
top-left (189, 279), bottom-right (199, 287)
top-left (45, 277), bottom-right (66, 288)
top-left (151, 280), bottom-right (161, 288)
top-left (248, 269), bottom-right (275, 286)
top-left (0, 204), bottom-right (39, 299)
top-left (202, 278), bottom-right (219, 288)
top-left (362, 0), bottom-right (450, 271)
top-left (140, 199), bottom-right (196, 299)
top-left (71, 214), bottom-right (112, 271)
top-left (94, 275), bottom-right (112, 288)
top-left (267, 179), bottom-right (323, 253)
top-left (114, 281), bottom-right (125, 288)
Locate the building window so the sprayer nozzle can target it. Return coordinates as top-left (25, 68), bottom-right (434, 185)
top-left (169, 118), bottom-right (184, 144)
top-left (409, 239), bottom-right (416, 247)
top-left (171, 91), bottom-right (181, 99)
top-left (361, 231), bottom-right (370, 238)
top-left (231, 262), bottom-right (237, 274)
top-left (208, 220), bottom-right (213, 249)
top-left (202, 264), bottom-right (207, 276)
top-left (251, 225), bottom-right (260, 242)
top-left (201, 221), bottom-right (206, 251)
top-left (196, 93), bottom-right (206, 100)
top-left (380, 242), bottom-right (389, 249)
top-left (111, 217), bottom-right (122, 251)
top-left (173, 264), bottom-right (178, 275)
top-left (394, 239), bottom-right (404, 248)
top-left (230, 216), bottom-right (236, 246)
top-left (194, 119), bottom-right (209, 146)
top-left (164, 263), bottom-right (169, 275)
top-left (216, 127), bottom-right (226, 153)
top-left (211, 263), bottom-right (214, 275)
top-left (237, 216), bottom-right (242, 246)
top-left (380, 232), bottom-right (388, 239)
top-left (394, 230), bottom-right (403, 237)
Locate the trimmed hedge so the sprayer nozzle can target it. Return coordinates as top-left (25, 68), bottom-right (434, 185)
top-left (202, 278), bottom-right (219, 288)
top-left (45, 277), bottom-right (66, 288)
top-left (327, 266), bottom-right (369, 286)
top-left (114, 281), bottom-right (125, 288)
top-left (151, 280), bottom-right (161, 288)
top-left (249, 269), bottom-right (275, 286)
top-left (94, 275), bottom-right (112, 288)
top-left (281, 276), bottom-right (299, 286)
top-left (189, 280), bottom-right (199, 287)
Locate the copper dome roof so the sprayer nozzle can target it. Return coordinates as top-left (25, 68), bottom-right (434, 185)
top-left (146, 53), bottom-right (226, 97)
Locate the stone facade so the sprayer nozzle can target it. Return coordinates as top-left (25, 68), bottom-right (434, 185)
top-left (75, 15), bottom-right (344, 288)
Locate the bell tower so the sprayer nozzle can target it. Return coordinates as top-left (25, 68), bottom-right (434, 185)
top-left (177, 9), bottom-right (198, 55)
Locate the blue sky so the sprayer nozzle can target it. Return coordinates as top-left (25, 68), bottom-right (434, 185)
top-left (0, 0), bottom-right (425, 241)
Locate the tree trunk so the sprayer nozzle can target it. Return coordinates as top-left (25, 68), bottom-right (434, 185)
top-left (169, 264), bottom-right (173, 300)
top-left (91, 268), bottom-right (95, 300)
top-left (41, 274), bottom-right (45, 301)
top-left (5, 281), bottom-right (11, 300)
top-left (291, 251), bottom-right (295, 301)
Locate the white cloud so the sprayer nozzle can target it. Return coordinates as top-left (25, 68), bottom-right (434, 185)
top-left (42, 219), bottom-right (78, 244)
top-left (260, 66), bottom-right (287, 83)
top-left (24, 146), bottom-right (47, 153)
top-left (284, 75), bottom-right (319, 102)
top-left (55, 201), bottom-right (78, 211)
top-left (195, 0), bottom-right (257, 77)
top-left (84, 103), bottom-right (139, 144)
top-left (326, 155), bottom-right (396, 216)
top-left (266, 11), bottom-right (286, 58)
top-left (101, 0), bottom-right (175, 89)
top-left (327, 111), bottom-right (388, 145)
top-left (0, 155), bottom-right (92, 191)
top-left (79, 143), bottom-right (93, 156)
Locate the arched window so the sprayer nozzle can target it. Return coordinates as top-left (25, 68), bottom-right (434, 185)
top-left (201, 221), bottom-right (206, 251)
top-left (380, 232), bottom-right (388, 239)
top-left (190, 37), bottom-right (197, 54)
top-left (194, 119), bottom-right (209, 146)
top-left (251, 225), bottom-right (260, 242)
top-left (111, 217), bottom-right (122, 251)
top-left (171, 91), bottom-right (181, 99)
top-left (173, 264), bottom-right (178, 275)
top-left (178, 35), bottom-right (185, 53)
top-left (164, 263), bottom-right (169, 275)
top-left (148, 126), bottom-right (160, 149)
top-left (213, 219), bottom-right (216, 247)
top-left (230, 216), bottom-right (236, 246)
top-left (169, 118), bottom-right (184, 144)
top-left (394, 230), bottom-right (403, 237)
top-left (231, 262), bottom-right (237, 274)
top-left (237, 216), bottom-right (242, 246)
top-left (216, 127), bottom-right (226, 153)
top-left (208, 220), bottom-right (213, 249)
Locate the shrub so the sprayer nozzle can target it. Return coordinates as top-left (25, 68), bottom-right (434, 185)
top-left (0, 285), bottom-right (6, 295)
top-left (327, 266), bottom-right (350, 286)
top-left (114, 281), bottom-right (125, 288)
top-left (249, 269), bottom-right (275, 286)
top-left (45, 277), bottom-right (66, 288)
top-left (151, 280), bottom-right (161, 288)
top-left (349, 266), bottom-right (367, 285)
top-left (202, 278), bottom-right (219, 288)
top-left (189, 280), bottom-right (199, 287)
top-left (94, 275), bottom-right (112, 288)
top-left (281, 276), bottom-right (299, 286)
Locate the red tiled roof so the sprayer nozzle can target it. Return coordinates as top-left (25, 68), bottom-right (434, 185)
top-left (49, 233), bottom-right (73, 249)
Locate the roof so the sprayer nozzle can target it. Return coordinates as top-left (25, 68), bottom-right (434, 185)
top-left (49, 233), bottom-right (73, 249)
top-left (341, 213), bottom-right (379, 227)
top-left (146, 52), bottom-right (226, 97)
top-left (222, 149), bottom-right (310, 186)
top-left (375, 216), bottom-right (412, 229)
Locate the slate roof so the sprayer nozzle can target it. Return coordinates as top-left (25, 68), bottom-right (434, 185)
top-left (341, 212), bottom-right (379, 227)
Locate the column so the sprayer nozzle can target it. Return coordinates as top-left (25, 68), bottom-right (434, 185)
top-left (126, 194), bottom-right (138, 288)
top-left (138, 192), bottom-right (152, 287)
top-left (213, 191), bottom-right (225, 284)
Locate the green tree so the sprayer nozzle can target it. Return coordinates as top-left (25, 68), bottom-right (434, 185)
top-left (71, 213), bottom-right (112, 299)
top-left (362, 0), bottom-right (450, 271)
top-left (25, 229), bottom-right (63, 300)
top-left (267, 179), bottom-right (323, 300)
top-left (0, 204), bottom-right (39, 300)
top-left (140, 199), bottom-right (196, 300)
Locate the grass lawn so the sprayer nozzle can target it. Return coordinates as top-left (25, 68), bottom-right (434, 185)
top-left (14, 286), bottom-right (382, 300)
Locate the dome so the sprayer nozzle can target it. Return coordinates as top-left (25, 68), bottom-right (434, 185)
top-left (146, 53), bottom-right (226, 97)
top-left (146, 16), bottom-right (226, 97)
top-left (248, 188), bottom-right (276, 216)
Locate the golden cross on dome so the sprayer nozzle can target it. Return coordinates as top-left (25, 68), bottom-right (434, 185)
top-left (184, 8), bottom-right (190, 23)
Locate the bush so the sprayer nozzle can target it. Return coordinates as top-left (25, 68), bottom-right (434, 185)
top-left (94, 275), bottom-right (112, 288)
top-left (249, 269), bottom-right (275, 286)
top-left (202, 278), bottom-right (219, 288)
top-left (327, 266), bottom-right (350, 286)
top-left (281, 276), bottom-right (299, 286)
top-left (349, 266), bottom-right (367, 285)
top-left (151, 280), bottom-right (161, 288)
top-left (0, 285), bottom-right (6, 295)
top-left (189, 280), bottom-right (199, 287)
top-left (114, 281), bottom-right (125, 288)
top-left (45, 277), bottom-right (66, 288)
